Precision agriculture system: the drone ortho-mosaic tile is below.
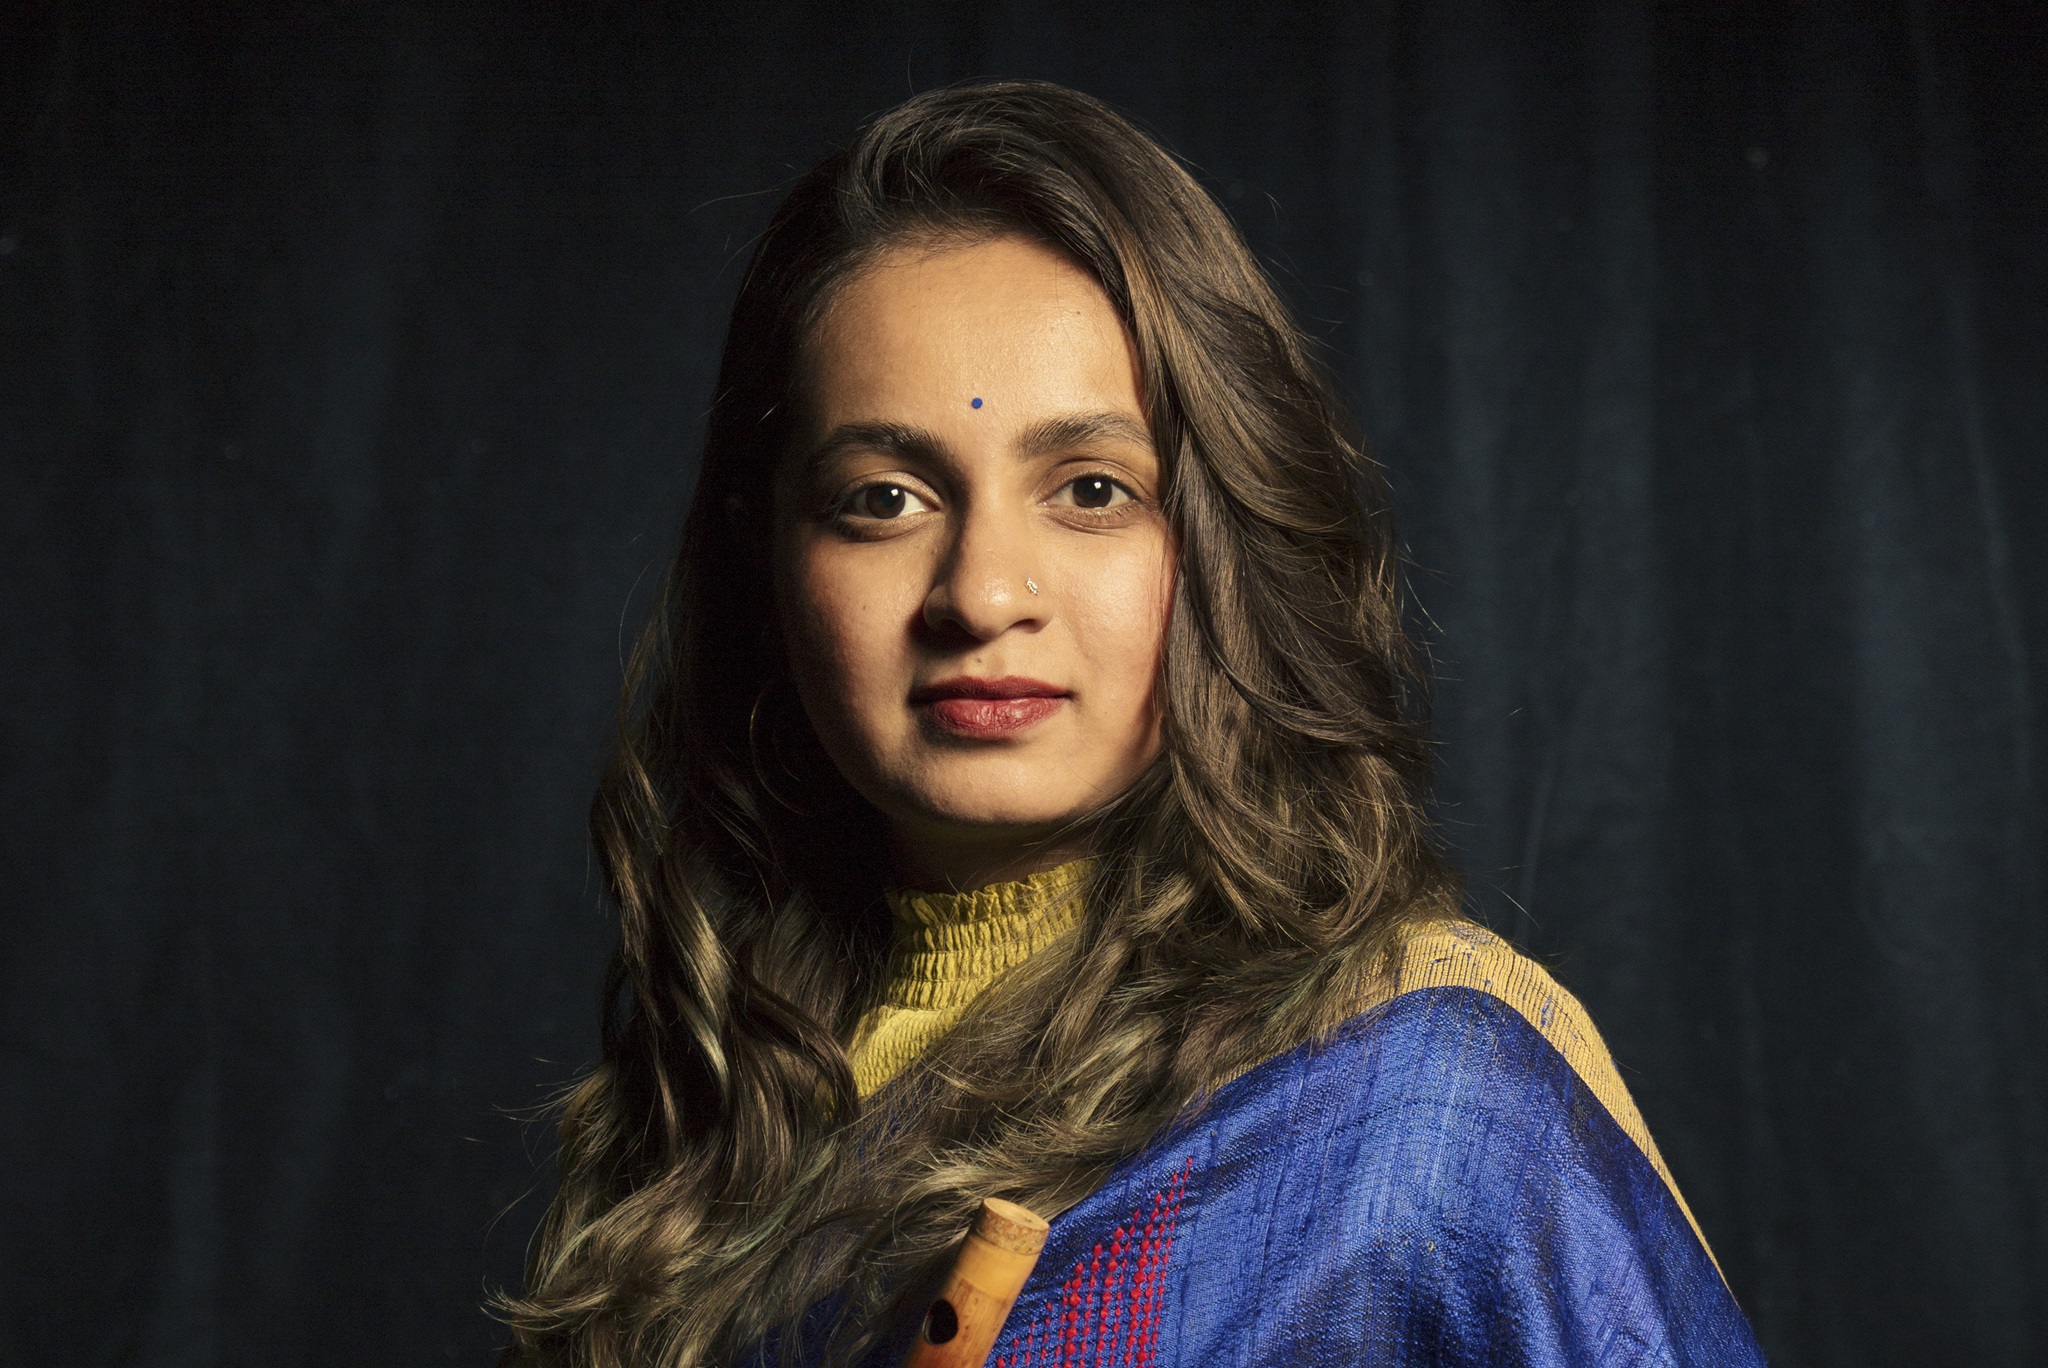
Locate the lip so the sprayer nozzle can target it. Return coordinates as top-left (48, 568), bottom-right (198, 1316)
top-left (910, 675), bottom-right (1070, 739)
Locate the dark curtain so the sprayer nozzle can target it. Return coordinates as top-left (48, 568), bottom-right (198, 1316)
top-left (3, 3), bottom-right (2041, 1364)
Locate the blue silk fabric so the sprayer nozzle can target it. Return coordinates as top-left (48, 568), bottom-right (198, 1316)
top-left (948, 986), bottom-right (1764, 1367)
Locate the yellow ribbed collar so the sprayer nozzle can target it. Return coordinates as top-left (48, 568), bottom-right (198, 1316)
top-left (876, 859), bottom-right (1090, 1011)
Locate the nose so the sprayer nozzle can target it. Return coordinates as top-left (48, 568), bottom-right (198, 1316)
top-left (921, 504), bottom-right (1044, 642)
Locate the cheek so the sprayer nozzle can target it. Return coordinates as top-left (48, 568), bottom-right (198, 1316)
top-left (785, 541), bottom-right (909, 714)
top-left (1070, 540), bottom-right (1175, 717)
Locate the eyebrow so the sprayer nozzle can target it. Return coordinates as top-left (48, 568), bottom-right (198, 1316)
top-left (1014, 411), bottom-right (1154, 457)
top-left (803, 410), bottom-right (1154, 472)
top-left (803, 420), bottom-right (944, 472)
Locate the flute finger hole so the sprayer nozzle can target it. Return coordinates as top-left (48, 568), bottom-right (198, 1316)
top-left (921, 1297), bottom-right (959, 1345)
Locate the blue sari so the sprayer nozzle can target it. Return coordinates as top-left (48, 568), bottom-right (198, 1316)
top-left (838, 923), bottom-right (1766, 1367)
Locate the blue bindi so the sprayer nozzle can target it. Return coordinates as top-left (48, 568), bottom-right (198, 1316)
top-left (970, 396), bottom-right (983, 408)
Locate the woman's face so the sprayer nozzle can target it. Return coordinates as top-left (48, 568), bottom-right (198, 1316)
top-left (775, 234), bottom-right (1174, 886)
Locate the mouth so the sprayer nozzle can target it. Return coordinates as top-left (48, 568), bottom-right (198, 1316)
top-left (909, 675), bottom-right (1071, 739)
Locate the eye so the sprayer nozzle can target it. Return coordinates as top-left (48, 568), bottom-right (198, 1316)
top-left (842, 482), bottom-right (934, 520)
top-left (1053, 474), bottom-right (1133, 510)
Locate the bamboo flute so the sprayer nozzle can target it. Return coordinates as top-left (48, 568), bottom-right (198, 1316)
top-left (899, 1199), bottom-right (1049, 1368)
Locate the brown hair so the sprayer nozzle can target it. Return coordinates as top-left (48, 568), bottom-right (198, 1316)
top-left (496, 79), bottom-right (1455, 1367)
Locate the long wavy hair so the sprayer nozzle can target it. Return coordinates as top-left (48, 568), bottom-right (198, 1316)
top-left (496, 81), bottom-right (1457, 1367)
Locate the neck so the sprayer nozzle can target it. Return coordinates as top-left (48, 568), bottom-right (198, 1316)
top-left (889, 823), bottom-right (1094, 894)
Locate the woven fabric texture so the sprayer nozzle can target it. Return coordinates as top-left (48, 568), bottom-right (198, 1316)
top-left (823, 867), bottom-right (1762, 1364)
top-left (1353, 920), bottom-right (1712, 1261)
top-left (911, 987), bottom-right (1763, 1366)
top-left (821, 917), bottom-right (1762, 1364)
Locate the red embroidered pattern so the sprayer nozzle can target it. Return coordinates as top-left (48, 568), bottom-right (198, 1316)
top-left (995, 1157), bottom-right (1193, 1368)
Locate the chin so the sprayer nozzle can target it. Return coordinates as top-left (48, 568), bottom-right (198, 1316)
top-left (905, 793), bottom-right (1089, 834)
top-left (886, 764), bottom-right (1111, 835)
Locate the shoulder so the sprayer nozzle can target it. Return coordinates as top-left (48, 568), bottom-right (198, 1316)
top-left (994, 922), bottom-right (1764, 1367)
top-left (1215, 919), bottom-right (1711, 1261)
top-left (1159, 922), bottom-right (1761, 1364)
top-left (1374, 919), bottom-right (1689, 1213)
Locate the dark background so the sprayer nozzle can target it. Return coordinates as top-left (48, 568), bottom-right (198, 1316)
top-left (4, 2), bottom-right (2043, 1364)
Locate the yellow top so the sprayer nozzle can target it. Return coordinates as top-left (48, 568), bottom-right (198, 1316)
top-left (846, 860), bottom-right (1087, 1098)
top-left (845, 864), bottom-right (1710, 1265)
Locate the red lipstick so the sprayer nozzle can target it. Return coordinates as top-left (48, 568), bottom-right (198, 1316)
top-left (910, 676), bottom-right (1070, 739)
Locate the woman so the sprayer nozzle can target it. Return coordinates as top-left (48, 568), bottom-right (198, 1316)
top-left (499, 82), bottom-right (1764, 1367)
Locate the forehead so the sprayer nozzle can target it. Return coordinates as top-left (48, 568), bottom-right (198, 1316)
top-left (800, 235), bottom-right (1142, 428)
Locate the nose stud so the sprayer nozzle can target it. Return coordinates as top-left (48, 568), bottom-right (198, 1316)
top-left (1025, 578), bottom-right (1040, 595)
